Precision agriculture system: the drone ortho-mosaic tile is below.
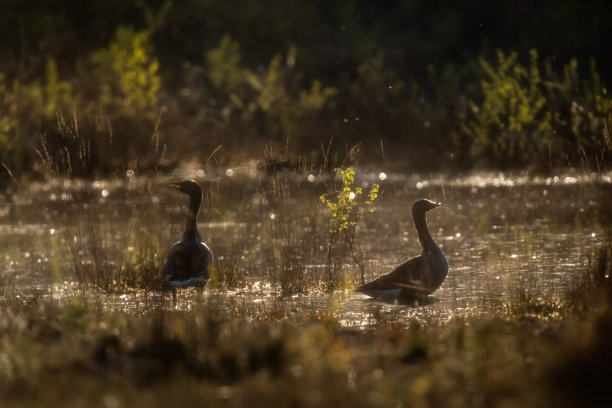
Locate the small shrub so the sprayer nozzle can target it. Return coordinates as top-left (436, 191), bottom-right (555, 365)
top-left (203, 36), bottom-right (337, 145)
top-left (90, 26), bottom-right (161, 120)
top-left (320, 167), bottom-right (379, 289)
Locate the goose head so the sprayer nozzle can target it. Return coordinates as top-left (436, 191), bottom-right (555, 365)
top-left (170, 180), bottom-right (203, 220)
top-left (170, 179), bottom-right (202, 198)
top-left (412, 199), bottom-right (441, 215)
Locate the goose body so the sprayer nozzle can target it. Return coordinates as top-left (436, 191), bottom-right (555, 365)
top-left (356, 199), bottom-right (448, 304)
top-left (163, 180), bottom-right (212, 291)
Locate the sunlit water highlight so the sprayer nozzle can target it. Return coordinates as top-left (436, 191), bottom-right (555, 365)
top-left (1, 170), bottom-right (610, 327)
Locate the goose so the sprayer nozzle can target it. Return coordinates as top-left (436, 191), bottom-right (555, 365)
top-left (163, 180), bottom-right (213, 304)
top-left (356, 199), bottom-right (448, 304)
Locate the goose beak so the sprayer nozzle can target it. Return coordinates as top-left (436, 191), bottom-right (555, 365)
top-left (169, 182), bottom-right (182, 191)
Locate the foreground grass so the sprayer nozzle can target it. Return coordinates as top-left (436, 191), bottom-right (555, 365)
top-left (1, 258), bottom-right (611, 408)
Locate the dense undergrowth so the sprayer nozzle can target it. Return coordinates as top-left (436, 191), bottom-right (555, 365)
top-left (1, 0), bottom-right (611, 182)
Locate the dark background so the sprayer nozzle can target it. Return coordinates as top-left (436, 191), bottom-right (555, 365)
top-left (1, 0), bottom-right (611, 177)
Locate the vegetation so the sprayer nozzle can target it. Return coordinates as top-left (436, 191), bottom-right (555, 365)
top-left (1, 1), bottom-right (612, 406)
top-left (462, 50), bottom-right (612, 169)
top-left (1, 0), bottom-right (611, 180)
top-left (320, 167), bottom-right (380, 288)
top-left (1, 154), bottom-right (610, 406)
top-left (0, 238), bottom-right (611, 407)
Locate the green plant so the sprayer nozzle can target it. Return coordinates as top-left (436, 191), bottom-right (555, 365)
top-left (464, 49), bottom-right (612, 169)
top-left (205, 34), bottom-right (245, 90)
top-left (91, 26), bottom-right (161, 120)
top-left (204, 36), bottom-right (337, 142)
top-left (464, 50), bottom-right (557, 166)
top-left (320, 167), bottom-right (379, 289)
top-left (562, 59), bottom-right (612, 168)
top-left (0, 59), bottom-right (73, 174)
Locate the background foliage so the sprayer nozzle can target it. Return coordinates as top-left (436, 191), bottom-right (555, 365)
top-left (0, 0), bottom-right (611, 178)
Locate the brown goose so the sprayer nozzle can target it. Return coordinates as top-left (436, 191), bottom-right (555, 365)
top-left (356, 199), bottom-right (448, 304)
top-left (163, 180), bottom-right (213, 302)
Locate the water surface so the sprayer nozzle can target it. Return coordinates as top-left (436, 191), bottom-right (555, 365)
top-left (1, 170), bottom-right (609, 326)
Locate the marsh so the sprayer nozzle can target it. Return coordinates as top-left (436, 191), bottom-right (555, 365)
top-left (1, 168), bottom-right (611, 407)
top-left (2, 169), bottom-right (609, 313)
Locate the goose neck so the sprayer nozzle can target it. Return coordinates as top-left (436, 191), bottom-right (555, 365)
top-left (413, 209), bottom-right (434, 249)
top-left (184, 192), bottom-right (201, 238)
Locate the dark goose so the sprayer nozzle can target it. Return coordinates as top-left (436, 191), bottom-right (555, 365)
top-left (356, 199), bottom-right (448, 304)
top-left (163, 180), bottom-right (213, 300)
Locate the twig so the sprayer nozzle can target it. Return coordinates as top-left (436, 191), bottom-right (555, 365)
top-left (1, 161), bottom-right (17, 184)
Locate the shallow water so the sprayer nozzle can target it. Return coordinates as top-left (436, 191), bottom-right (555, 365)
top-left (1, 170), bottom-right (610, 326)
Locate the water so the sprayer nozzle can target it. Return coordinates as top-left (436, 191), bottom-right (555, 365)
top-left (1, 170), bottom-right (610, 326)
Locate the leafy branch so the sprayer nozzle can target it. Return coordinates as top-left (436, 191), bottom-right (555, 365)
top-left (320, 168), bottom-right (380, 288)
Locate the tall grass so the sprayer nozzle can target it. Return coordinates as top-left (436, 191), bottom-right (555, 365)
top-left (566, 242), bottom-right (612, 309)
top-left (262, 187), bottom-right (324, 294)
top-left (33, 114), bottom-right (168, 291)
top-left (31, 116), bottom-right (380, 294)
top-left (62, 183), bottom-right (166, 292)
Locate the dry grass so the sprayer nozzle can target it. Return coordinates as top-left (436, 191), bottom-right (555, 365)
top-left (1, 261), bottom-right (612, 408)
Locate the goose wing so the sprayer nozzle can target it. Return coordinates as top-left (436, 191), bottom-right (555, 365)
top-left (356, 255), bottom-right (430, 297)
top-left (163, 240), bottom-right (212, 286)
